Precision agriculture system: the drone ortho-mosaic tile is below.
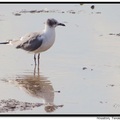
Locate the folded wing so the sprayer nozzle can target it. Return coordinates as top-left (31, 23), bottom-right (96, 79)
top-left (16, 32), bottom-right (43, 52)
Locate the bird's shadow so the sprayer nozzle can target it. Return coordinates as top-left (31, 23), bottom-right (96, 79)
top-left (1, 65), bottom-right (63, 113)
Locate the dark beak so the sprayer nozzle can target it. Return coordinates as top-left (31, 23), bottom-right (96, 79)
top-left (57, 23), bottom-right (65, 26)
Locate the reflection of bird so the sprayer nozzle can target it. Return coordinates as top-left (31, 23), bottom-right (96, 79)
top-left (3, 67), bottom-right (63, 113)
top-left (0, 18), bottom-right (65, 66)
top-left (15, 73), bottom-right (55, 106)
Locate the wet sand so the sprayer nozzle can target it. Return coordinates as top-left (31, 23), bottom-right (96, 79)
top-left (0, 4), bottom-right (120, 114)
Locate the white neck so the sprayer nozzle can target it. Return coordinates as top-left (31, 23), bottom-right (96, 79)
top-left (43, 24), bottom-right (55, 33)
top-left (43, 24), bottom-right (56, 43)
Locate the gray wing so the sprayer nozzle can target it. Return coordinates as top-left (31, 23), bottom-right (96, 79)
top-left (16, 32), bottom-right (43, 52)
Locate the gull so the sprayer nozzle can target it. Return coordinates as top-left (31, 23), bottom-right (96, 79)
top-left (0, 18), bottom-right (65, 65)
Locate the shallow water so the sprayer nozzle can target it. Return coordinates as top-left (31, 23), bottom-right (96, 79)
top-left (0, 3), bottom-right (120, 114)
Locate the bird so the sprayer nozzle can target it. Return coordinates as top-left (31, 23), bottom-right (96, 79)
top-left (0, 18), bottom-right (65, 66)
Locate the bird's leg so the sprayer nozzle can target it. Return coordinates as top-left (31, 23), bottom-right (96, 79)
top-left (38, 53), bottom-right (40, 70)
top-left (37, 53), bottom-right (40, 74)
top-left (34, 54), bottom-right (37, 66)
top-left (38, 53), bottom-right (40, 65)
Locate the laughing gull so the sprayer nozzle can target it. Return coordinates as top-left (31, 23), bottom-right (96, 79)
top-left (0, 18), bottom-right (65, 65)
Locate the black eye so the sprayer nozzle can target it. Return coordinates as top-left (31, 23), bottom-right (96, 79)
top-left (54, 21), bottom-right (57, 24)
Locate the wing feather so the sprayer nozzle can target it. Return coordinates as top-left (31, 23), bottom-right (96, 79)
top-left (16, 32), bottom-right (43, 52)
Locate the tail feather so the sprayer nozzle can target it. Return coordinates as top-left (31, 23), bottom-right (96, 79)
top-left (0, 41), bottom-right (9, 44)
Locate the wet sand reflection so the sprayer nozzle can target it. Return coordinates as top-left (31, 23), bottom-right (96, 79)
top-left (2, 66), bottom-right (63, 113)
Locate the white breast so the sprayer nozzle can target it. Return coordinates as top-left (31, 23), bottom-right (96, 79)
top-left (34, 28), bottom-right (55, 54)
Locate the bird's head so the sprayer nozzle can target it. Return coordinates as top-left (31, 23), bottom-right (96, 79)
top-left (46, 18), bottom-right (65, 28)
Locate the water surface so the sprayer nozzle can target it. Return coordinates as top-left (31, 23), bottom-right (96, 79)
top-left (0, 4), bottom-right (120, 114)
